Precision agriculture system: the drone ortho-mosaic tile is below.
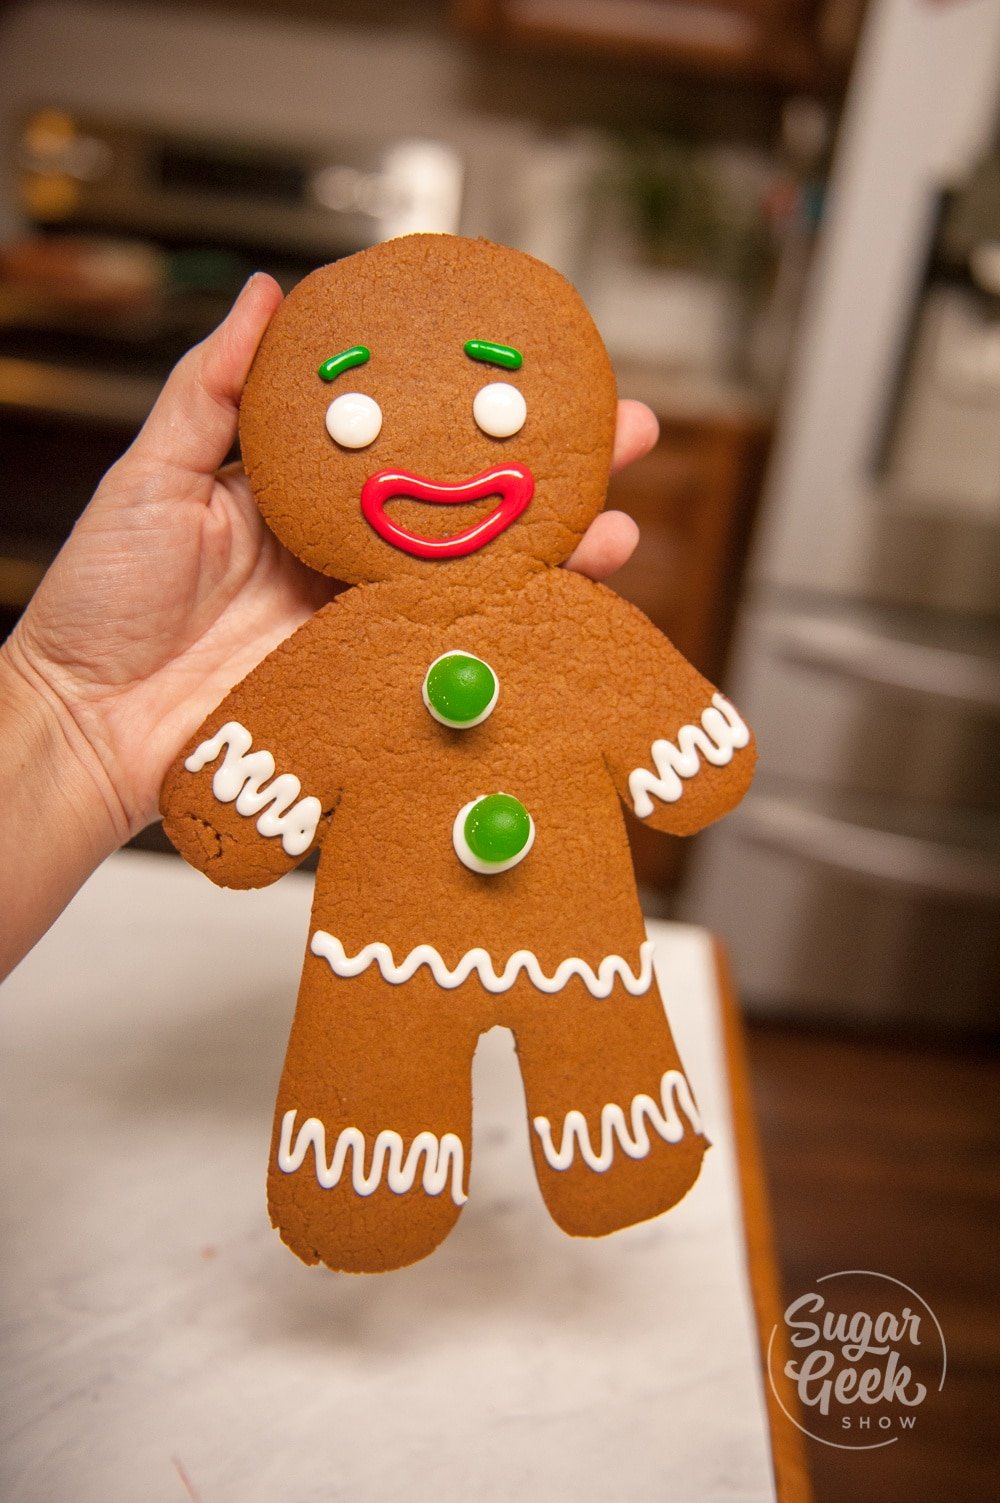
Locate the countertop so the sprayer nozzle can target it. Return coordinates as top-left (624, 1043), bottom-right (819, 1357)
top-left (1, 851), bottom-right (779, 1503)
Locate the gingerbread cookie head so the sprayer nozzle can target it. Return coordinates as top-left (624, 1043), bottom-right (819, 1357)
top-left (239, 234), bottom-right (617, 586)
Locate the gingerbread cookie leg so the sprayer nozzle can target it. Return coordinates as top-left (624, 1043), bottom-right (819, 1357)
top-left (512, 978), bottom-right (708, 1238)
top-left (268, 953), bottom-right (479, 1274)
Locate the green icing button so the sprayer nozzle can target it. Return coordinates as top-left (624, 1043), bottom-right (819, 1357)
top-left (423, 652), bottom-right (498, 728)
top-left (464, 794), bottom-right (531, 864)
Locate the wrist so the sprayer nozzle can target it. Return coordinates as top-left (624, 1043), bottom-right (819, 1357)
top-left (0, 635), bottom-right (128, 866)
top-left (0, 637), bottom-right (131, 977)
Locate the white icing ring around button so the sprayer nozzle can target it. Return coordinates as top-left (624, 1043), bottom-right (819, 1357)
top-left (421, 649), bottom-right (499, 729)
top-left (452, 795), bottom-right (535, 874)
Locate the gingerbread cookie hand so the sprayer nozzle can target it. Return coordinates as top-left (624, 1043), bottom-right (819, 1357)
top-left (160, 614), bottom-right (340, 889)
top-left (599, 592), bottom-right (757, 839)
top-left (162, 234), bottom-right (754, 1273)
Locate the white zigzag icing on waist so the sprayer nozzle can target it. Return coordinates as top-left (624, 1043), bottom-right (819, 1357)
top-left (532, 1070), bottom-right (703, 1173)
top-left (277, 1110), bottom-right (467, 1205)
top-left (185, 720), bottom-right (322, 857)
top-left (629, 693), bottom-right (750, 818)
top-left (309, 931), bottom-right (656, 998)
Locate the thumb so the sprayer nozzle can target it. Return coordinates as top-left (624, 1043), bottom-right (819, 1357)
top-left (128, 272), bottom-right (283, 481)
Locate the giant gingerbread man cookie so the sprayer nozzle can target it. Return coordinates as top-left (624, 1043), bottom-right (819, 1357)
top-left (161, 234), bottom-right (755, 1274)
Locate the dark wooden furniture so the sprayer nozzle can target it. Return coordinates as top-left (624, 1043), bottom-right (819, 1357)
top-left (454, 0), bottom-right (865, 89)
top-left (717, 945), bottom-right (816, 1502)
top-left (746, 1018), bottom-right (1000, 1503)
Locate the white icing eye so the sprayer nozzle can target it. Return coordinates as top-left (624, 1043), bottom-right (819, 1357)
top-left (473, 382), bottom-right (526, 439)
top-left (325, 392), bottom-right (382, 449)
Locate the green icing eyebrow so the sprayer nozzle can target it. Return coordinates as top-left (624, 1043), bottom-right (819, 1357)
top-left (318, 345), bottom-right (370, 382)
top-left (464, 339), bottom-right (522, 371)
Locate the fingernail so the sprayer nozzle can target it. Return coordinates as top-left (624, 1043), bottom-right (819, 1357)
top-left (234, 272), bottom-right (260, 305)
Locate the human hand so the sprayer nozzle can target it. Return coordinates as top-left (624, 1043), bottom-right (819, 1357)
top-left (3, 273), bottom-right (654, 844)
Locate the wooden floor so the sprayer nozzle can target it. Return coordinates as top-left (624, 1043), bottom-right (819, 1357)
top-left (744, 1020), bottom-right (999, 1503)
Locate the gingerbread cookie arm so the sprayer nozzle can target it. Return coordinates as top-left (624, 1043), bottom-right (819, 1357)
top-left (598, 590), bottom-right (756, 838)
top-left (160, 613), bottom-right (341, 890)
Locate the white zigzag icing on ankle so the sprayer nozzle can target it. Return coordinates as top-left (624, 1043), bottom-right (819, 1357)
top-left (309, 931), bottom-right (655, 997)
top-left (277, 1110), bottom-right (467, 1204)
top-left (533, 1070), bottom-right (703, 1173)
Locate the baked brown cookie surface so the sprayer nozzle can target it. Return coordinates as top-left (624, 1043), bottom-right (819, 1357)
top-left (161, 234), bottom-right (755, 1273)
top-left (240, 233), bottom-right (617, 586)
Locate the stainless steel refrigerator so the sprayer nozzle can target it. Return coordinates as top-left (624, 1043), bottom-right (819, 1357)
top-left (680, 0), bottom-right (1000, 1027)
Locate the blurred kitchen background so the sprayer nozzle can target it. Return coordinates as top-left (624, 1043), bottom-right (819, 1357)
top-left (0, 0), bottom-right (997, 1036)
top-left (1, 5), bottom-right (998, 1499)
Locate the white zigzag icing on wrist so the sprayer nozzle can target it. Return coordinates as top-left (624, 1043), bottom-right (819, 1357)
top-left (277, 1110), bottom-right (467, 1205)
top-left (533, 1070), bottom-right (703, 1173)
top-left (628, 693), bottom-right (750, 817)
top-left (185, 721), bottom-right (322, 857)
top-left (310, 931), bottom-right (655, 998)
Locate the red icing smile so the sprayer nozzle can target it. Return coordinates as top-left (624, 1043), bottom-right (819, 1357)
top-left (360, 465), bottom-right (534, 559)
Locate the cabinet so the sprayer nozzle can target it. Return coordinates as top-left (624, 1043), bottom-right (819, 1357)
top-left (454, 0), bottom-right (863, 88)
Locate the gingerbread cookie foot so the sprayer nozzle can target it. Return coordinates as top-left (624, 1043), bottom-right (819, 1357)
top-left (513, 977), bottom-right (708, 1238)
top-left (268, 1109), bottom-right (467, 1273)
top-left (267, 958), bottom-right (477, 1272)
top-left (528, 1074), bottom-right (708, 1239)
